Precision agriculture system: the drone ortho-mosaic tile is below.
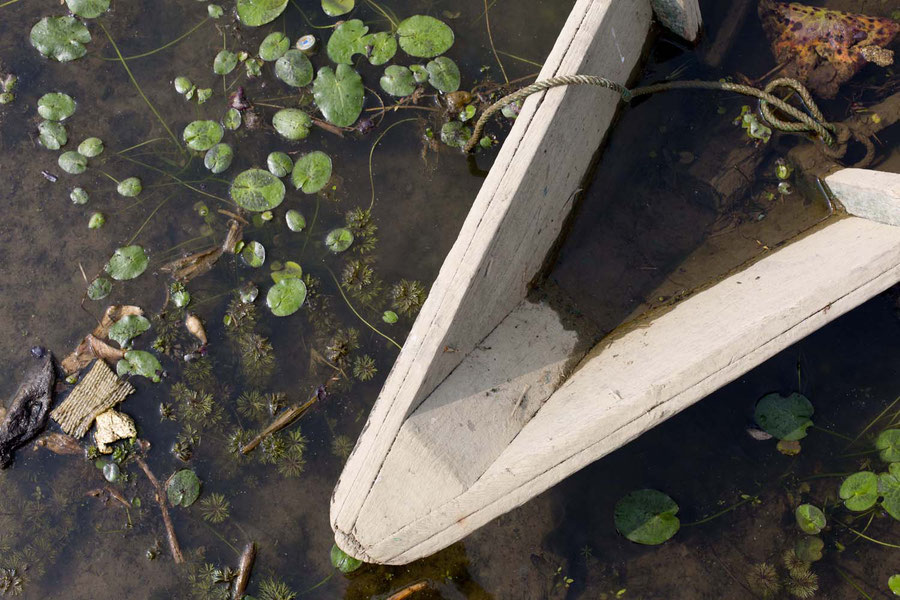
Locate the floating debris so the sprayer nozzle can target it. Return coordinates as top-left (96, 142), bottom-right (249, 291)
top-left (162, 219), bottom-right (243, 281)
top-left (61, 305), bottom-right (144, 374)
top-left (185, 313), bottom-right (208, 345)
top-left (93, 409), bottom-right (136, 453)
top-left (0, 352), bottom-right (55, 468)
top-left (386, 581), bottom-right (429, 600)
top-left (51, 359), bottom-right (134, 437)
top-left (32, 432), bottom-right (83, 455)
top-left (232, 542), bottom-right (257, 600)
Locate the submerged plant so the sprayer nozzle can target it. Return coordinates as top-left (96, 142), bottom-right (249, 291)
top-left (326, 328), bottom-right (360, 365)
top-left (198, 493), bottom-right (230, 523)
top-left (237, 391), bottom-right (269, 421)
top-left (747, 563), bottom-right (780, 598)
top-left (331, 434), bottom-right (354, 460)
top-left (781, 549), bottom-right (810, 578)
top-left (257, 577), bottom-right (297, 600)
top-left (785, 569), bottom-right (818, 599)
top-left (352, 355), bottom-right (377, 381)
top-left (237, 333), bottom-right (276, 385)
top-left (391, 279), bottom-right (426, 316)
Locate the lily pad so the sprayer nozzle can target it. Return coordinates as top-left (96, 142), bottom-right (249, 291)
top-left (285, 210), bottom-right (306, 232)
top-left (116, 350), bottom-right (162, 382)
top-left (794, 536), bottom-right (824, 562)
top-left (174, 76), bottom-right (193, 94)
top-left (326, 19), bottom-right (369, 64)
top-left (208, 3), bottom-right (223, 18)
top-left (222, 109), bottom-right (241, 131)
top-left (380, 65), bottom-right (416, 97)
top-left (78, 137), bottom-right (104, 157)
top-left (330, 544), bottom-right (363, 574)
top-left (890, 574), bottom-right (900, 596)
top-left (396, 15), bottom-right (454, 58)
top-left (183, 120), bottom-right (224, 151)
top-left (426, 56), bottom-right (460, 92)
top-left (236, 0), bottom-right (288, 26)
top-left (58, 151), bottom-right (87, 174)
top-left (275, 49), bottom-right (313, 87)
top-left (31, 16), bottom-right (92, 62)
top-left (879, 463), bottom-right (900, 520)
top-left (241, 240), bottom-right (266, 268)
top-left (204, 143), bottom-right (233, 174)
top-left (291, 151), bottom-right (332, 193)
top-left (105, 245), bottom-right (149, 280)
top-left (794, 503), bottom-right (826, 534)
top-left (840, 471), bottom-right (879, 511)
top-left (213, 50), bottom-right (238, 75)
top-left (410, 64), bottom-right (428, 83)
top-left (366, 31), bottom-right (397, 65)
top-left (267, 151), bottom-right (293, 177)
top-left (325, 227), bottom-right (353, 253)
top-left (753, 392), bottom-right (814, 441)
top-left (87, 277), bottom-right (111, 300)
top-left (166, 469), bottom-right (201, 507)
top-left (382, 310), bottom-right (398, 324)
top-left (876, 429), bottom-right (900, 462)
top-left (272, 108), bottom-right (312, 141)
top-left (614, 489), bottom-right (680, 545)
top-left (312, 64), bottom-right (363, 127)
top-left (440, 121), bottom-right (471, 149)
top-left (65, 0), bottom-right (110, 18)
top-left (266, 277), bottom-right (307, 316)
top-left (259, 32), bottom-right (290, 61)
top-left (37, 92), bottom-right (76, 121)
top-left (88, 212), bottom-right (105, 229)
top-left (322, 0), bottom-right (353, 17)
top-left (38, 120), bottom-right (68, 149)
top-left (271, 260), bottom-right (303, 283)
top-left (108, 315), bottom-right (151, 347)
top-left (71, 187), bottom-right (89, 204)
top-left (231, 169), bottom-right (286, 212)
top-left (117, 177), bottom-right (142, 197)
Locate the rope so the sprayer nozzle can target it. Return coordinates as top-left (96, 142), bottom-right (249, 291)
top-left (464, 75), bottom-right (839, 153)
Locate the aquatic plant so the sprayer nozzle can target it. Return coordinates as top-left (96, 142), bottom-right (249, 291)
top-left (613, 489), bottom-right (680, 545)
top-left (184, 359), bottom-right (216, 392)
top-left (391, 279), bottom-right (427, 316)
top-left (342, 258), bottom-right (382, 302)
top-left (781, 549), bottom-right (810, 577)
top-left (224, 296), bottom-right (258, 333)
top-left (326, 328), bottom-right (360, 365)
top-left (0, 567), bottom-right (24, 596)
top-left (352, 355), bottom-right (377, 381)
top-left (257, 577), bottom-right (297, 600)
top-left (237, 390), bottom-right (269, 421)
top-left (237, 333), bottom-right (276, 384)
top-left (331, 435), bottom-right (354, 460)
top-left (754, 392), bottom-right (814, 441)
top-left (747, 563), bottom-right (780, 598)
top-left (785, 569), bottom-right (818, 599)
top-left (198, 493), bottom-right (230, 523)
top-left (277, 446), bottom-right (306, 478)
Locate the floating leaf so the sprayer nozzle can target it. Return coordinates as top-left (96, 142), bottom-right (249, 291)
top-left (70, 187), bottom-right (88, 204)
top-left (231, 169), bottom-right (286, 212)
top-left (753, 392), bottom-right (814, 441)
top-left (87, 277), bottom-right (111, 300)
top-left (259, 31), bottom-right (290, 61)
top-left (267, 278), bottom-right (307, 316)
top-left (236, 0), bottom-right (288, 26)
top-left (330, 544), bottom-right (363, 573)
top-left (275, 49), bottom-right (313, 87)
top-left (171, 283), bottom-right (191, 308)
top-left (410, 64), bottom-right (428, 83)
top-left (174, 76), bottom-right (193, 94)
top-left (840, 471), bottom-right (879, 511)
top-left (223, 107), bottom-right (241, 130)
top-left (366, 31), bottom-right (397, 65)
top-left (876, 429), bottom-right (900, 462)
top-left (890, 574), bottom-right (900, 596)
top-left (614, 489), bottom-right (680, 545)
top-left (291, 151), bottom-right (332, 193)
top-left (312, 64), bottom-right (364, 127)
top-left (78, 137), bottom-right (104, 157)
top-left (116, 350), bottom-right (163, 382)
top-left (794, 536), bottom-right (824, 562)
top-left (208, 3), bottom-right (224, 18)
top-left (272, 108), bottom-right (312, 141)
top-left (322, 0), bottom-right (353, 17)
top-left (794, 504), bottom-right (826, 534)
top-left (88, 212), bottom-right (105, 229)
top-left (382, 310), bottom-right (398, 324)
top-left (426, 56), bottom-right (460, 92)
top-left (108, 315), bottom-right (151, 347)
top-left (65, 0), bottom-right (110, 18)
top-left (326, 19), bottom-right (369, 64)
top-left (117, 177), bottom-right (142, 197)
top-left (440, 121), bottom-right (471, 149)
top-left (58, 151), bottom-right (87, 174)
top-left (267, 151), bottom-right (293, 177)
top-left (38, 120), bottom-right (67, 149)
top-left (241, 240), bottom-right (266, 267)
top-left (204, 143), bottom-right (233, 174)
top-left (397, 15), bottom-right (454, 58)
top-left (213, 50), bottom-right (238, 75)
top-left (30, 16), bottom-right (92, 62)
top-left (183, 120), bottom-right (224, 151)
top-left (325, 227), bottom-right (354, 253)
top-left (271, 261), bottom-right (303, 284)
top-left (105, 245), bottom-right (149, 280)
top-left (166, 469), bottom-right (202, 507)
top-left (380, 65), bottom-right (416, 97)
top-left (103, 462), bottom-right (120, 482)
top-left (285, 209), bottom-right (305, 231)
top-left (37, 92), bottom-right (76, 121)
top-left (879, 463), bottom-right (900, 520)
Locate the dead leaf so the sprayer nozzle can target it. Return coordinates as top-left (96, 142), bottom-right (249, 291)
top-left (777, 439), bottom-right (802, 455)
top-left (162, 220), bottom-right (243, 281)
top-left (61, 305), bottom-right (143, 374)
top-left (94, 410), bottom-right (136, 454)
top-left (33, 432), bottom-right (83, 455)
top-left (759, 0), bottom-right (899, 98)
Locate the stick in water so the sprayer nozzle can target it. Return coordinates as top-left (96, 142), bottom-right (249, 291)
top-left (135, 449), bottom-right (184, 564)
top-left (241, 396), bottom-right (318, 454)
top-left (232, 542), bottom-right (257, 600)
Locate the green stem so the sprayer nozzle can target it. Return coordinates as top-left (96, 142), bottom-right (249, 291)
top-left (328, 270), bottom-right (401, 350)
top-left (201, 522), bottom-right (241, 555)
top-left (368, 118), bottom-right (419, 211)
top-left (127, 193), bottom-right (175, 245)
top-left (159, 234), bottom-right (214, 258)
top-left (811, 425), bottom-right (854, 442)
top-left (118, 155), bottom-right (233, 206)
top-left (848, 394), bottom-right (900, 449)
top-left (95, 168), bottom-right (121, 185)
top-left (290, 0), bottom-right (335, 29)
top-left (299, 571), bottom-right (335, 596)
top-left (0, 0), bottom-right (22, 8)
top-left (363, 0), bottom-right (398, 29)
top-left (116, 137), bottom-right (167, 155)
top-left (301, 196), bottom-right (320, 259)
top-left (798, 472), bottom-right (853, 481)
top-left (98, 17), bottom-right (210, 61)
top-left (682, 495), bottom-right (756, 527)
top-left (835, 567), bottom-right (874, 600)
top-left (836, 521), bottom-right (900, 549)
top-left (497, 50), bottom-right (542, 68)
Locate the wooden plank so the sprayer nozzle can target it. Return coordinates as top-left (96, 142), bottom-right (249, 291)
top-left (650, 0), bottom-right (702, 41)
top-left (331, 0), bottom-right (653, 556)
top-left (827, 168), bottom-right (900, 227)
top-left (350, 215), bottom-right (900, 563)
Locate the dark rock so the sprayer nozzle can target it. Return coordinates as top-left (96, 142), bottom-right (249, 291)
top-left (0, 353), bottom-right (55, 468)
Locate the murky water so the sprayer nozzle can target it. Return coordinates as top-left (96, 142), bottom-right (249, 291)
top-left (0, 0), bottom-right (899, 598)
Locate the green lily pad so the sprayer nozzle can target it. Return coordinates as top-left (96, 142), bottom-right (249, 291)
top-left (876, 429), bottom-right (900, 462)
top-left (37, 92), bottom-right (76, 121)
top-left (380, 65), bottom-right (416, 97)
top-left (794, 504), bottom-right (826, 534)
top-left (70, 187), bottom-right (89, 204)
top-left (213, 50), bottom-right (238, 75)
top-left (614, 489), bottom-right (680, 545)
top-left (753, 392), bottom-right (814, 441)
top-left (58, 151), bottom-right (87, 174)
top-left (890, 574), bottom-right (900, 596)
top-left (78, 137), bottom-right (104, 157)
top-left (267, 277), bottom-right (307, 316)
top-left (241, 240), bottom-right (266, 267)
top-left (426, 56), bottom-right (460, 92)
top-left (440, 121), bottom-right (471, 149)
top-left (65, 0), bottom-right (110, 18)
top-left (108, 315), bottom-right (151, 347)
top-left (117, 177), bottom-right (142, 197)
top-left (31, 16), bottom-right (92, 62)
top-left (259, 32), bottom-right (290, 61)
top-left (166, 469), bottom-right (201, 507)
top-left (208, 3), bottom-right (224, 18)
top-left (271, 260), bottom-right (303, 283)
top-left (291, 151), bottom-right (332, 193)
top-left (285, 209), bottom-right (305, 231)
top-left (312, 64), bottom-right (363, 127)
top-left (236, 0), bottom-right (288, 26)
top-left (38, 120), bottom-right (67, 149)
top-left (326, 19), bottom-right (369, 64)
top-left (183, 120), bottom-right (224, 151)
top-left (794, 536), bottom-right (824, 562)
top-left (272, 108), bottom-right (312, 141)
top-left (231, 169), bottom-right (286, 212)
top-left (879, 463), bottom-right (900, 520)
top-left (87, 276), bottom-right (111, 300)
top-left (382, 310), bottom-right (398, 323)
top-left (204, 143), bottom-right (233, 174)
top-left (267, 151), bottom-right (293, 177)
top-left (88, 212), bottom-right (105, 229)
top-left (105, 245), bottom-right (149, 280)
top-left (366, 31), bottom-right (397, 65)
top-left (840, 471), bottom-right (879, 511)
top-left (116, 350), bottom-right (163, 382)
top-left (322, 0), bottom-right (353, 16)
top-left (275, 49), bottom-right (313, 87)
top-left (174, 76), bottom-right (193, 94)
top-left (396, 15), bottom-right (454, 58)
top-left (410, 64), bottom-right (428, 83)
top-left (223, 108), bottom-right (241, 131)
top-left (325, 227), bottom-right (354, 253)
top-left (330, 544), bottom-right (363, 573)
top-left (171, 282), bottom-right (191, 308)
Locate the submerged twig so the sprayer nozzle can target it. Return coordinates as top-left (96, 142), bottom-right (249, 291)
top-left (161, 220), bottom-right (243, 281)
top-left (241, 395), bottom-right (318, 454)
top-left (232, 542), bottom-right (257, 600)
top-left (386, 581), bottom-right (429, 600)
top-left (135, 450), bottom-right (184, 564)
